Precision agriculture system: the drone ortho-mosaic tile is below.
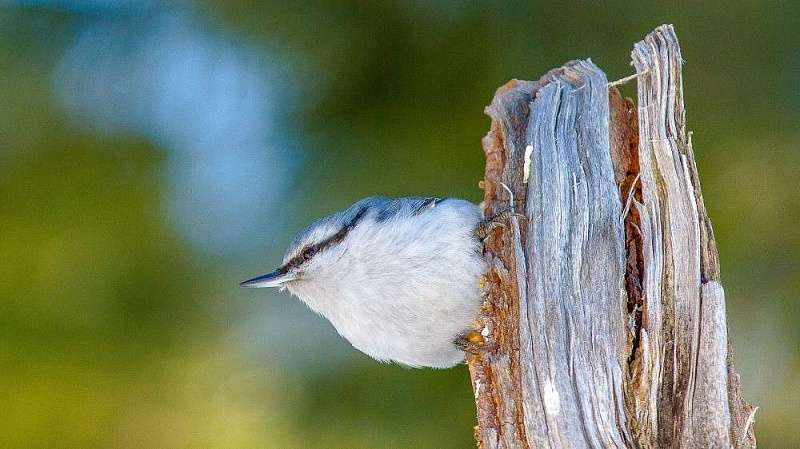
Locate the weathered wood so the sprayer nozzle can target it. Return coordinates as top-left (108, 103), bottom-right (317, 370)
top-left (629, 26), bottom-right (756, 449)
top-left (469, 25), bottom-right (755, 449)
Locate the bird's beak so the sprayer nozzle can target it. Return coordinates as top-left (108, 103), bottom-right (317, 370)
top-left (240, 270), bottom-right (294, 288)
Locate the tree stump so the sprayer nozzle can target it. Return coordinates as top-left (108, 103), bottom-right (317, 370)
top-left (469, 24), bottom-right (756, 449)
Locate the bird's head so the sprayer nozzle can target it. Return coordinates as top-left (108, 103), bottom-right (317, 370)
top-left (240, 197), bottom-right (386, 294)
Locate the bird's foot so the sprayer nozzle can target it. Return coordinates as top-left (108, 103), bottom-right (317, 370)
top-left (478, 275), bottom-right (487, 291)
top-left (475, 208), bottom-right (524, 240)
top-left (454, 330), bottom-right (485, 354)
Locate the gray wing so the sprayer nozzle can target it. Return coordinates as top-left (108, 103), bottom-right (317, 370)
top-left (374, 197), bottom-right (447, 222)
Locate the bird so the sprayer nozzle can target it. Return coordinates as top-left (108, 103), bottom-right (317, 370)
top-left (240, 196), bottom-right (505, 368)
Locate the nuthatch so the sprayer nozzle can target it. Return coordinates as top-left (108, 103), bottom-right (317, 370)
top-left (241, 196), bottom-right (504, 368)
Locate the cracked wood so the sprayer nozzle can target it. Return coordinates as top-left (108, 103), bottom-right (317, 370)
top-left (469, 25), bottom-right (755, 449)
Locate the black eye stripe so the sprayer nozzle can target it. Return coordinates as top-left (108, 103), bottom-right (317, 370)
top-left (282, 204), bottom-right (370, 271)
top-left (302, 247), bottom-right (316, 259)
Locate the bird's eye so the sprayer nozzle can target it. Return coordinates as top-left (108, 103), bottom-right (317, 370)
top-left (302, 247), bottom-right (317, 260)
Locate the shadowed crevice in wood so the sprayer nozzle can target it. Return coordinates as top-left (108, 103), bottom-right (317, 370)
top-left (609, 88), bottom-right (643, 369)
top-left (609, 87), bottom-right (650, 444)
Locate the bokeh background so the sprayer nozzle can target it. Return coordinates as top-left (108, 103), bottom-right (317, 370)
top-left (1, 1), bottom-right (797, 448)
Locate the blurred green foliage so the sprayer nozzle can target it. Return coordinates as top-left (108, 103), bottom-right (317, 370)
top-left (1, 1), bottom-right (798, 448)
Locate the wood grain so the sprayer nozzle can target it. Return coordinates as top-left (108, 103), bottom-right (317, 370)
top-left (469, 25), bottom-right (755, 449)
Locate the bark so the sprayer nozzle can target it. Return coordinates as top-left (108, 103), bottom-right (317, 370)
top-left (469, 25), bottom-right (756, 449)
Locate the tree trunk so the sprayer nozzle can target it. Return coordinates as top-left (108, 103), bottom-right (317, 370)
top-left (469, 25), bottom-right (756, 449)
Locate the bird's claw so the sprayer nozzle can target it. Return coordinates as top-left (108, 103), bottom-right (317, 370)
top-left (454, 330), bottom-right (485, 354)
top-left (475, 208), bottom-right (524, 240)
